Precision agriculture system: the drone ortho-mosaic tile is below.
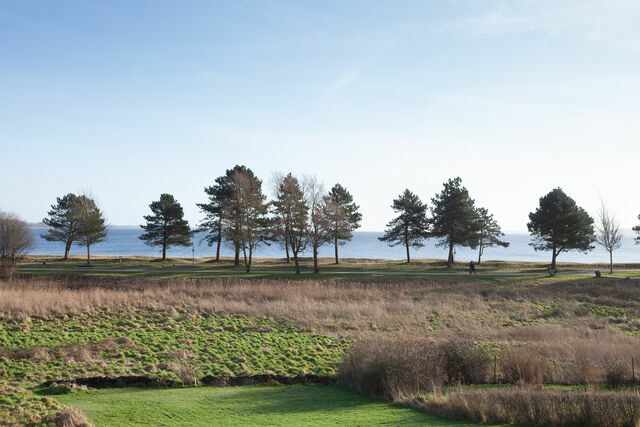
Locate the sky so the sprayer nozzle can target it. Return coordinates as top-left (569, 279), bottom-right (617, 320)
top-left (1, 0), bottom-right (639, 232)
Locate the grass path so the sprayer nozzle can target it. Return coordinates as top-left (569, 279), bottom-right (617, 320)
top-left (52, 384), bottom-right (490, 426)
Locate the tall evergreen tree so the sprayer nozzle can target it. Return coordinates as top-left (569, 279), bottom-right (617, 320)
top-left (41, 193), bottom-right (83, 260)
top-left (197, 179), bottom-right (228, 262)
top-left (527, 188), bottom-right (595, 273)
top-left (634, 214), bottom-right (640, 246)
top-left (198, 165), bottom-right (252, 265)
top-left (272, 173), bottom-right (308, 274)
top-left (473, 207), bottom-right (509, 264)
top-left (140, 194), bottom-right (193, 260)
top-left (378, 189), bottom-right (429, 263)
top-left (430, 177), bottom-right (481, 268)
top-left (75, 196), bottom-right (107, 265)
top-left (223, 169), bottom-right (271, 272)
top-left (326, 183), bottom-right (362, 264)
top-left (198, 165), bottom-right (255, 266)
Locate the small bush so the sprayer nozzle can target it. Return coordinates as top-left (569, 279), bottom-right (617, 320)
top-left (55, 405), bottom-right (93, 427)
top-left (500, 348), bottom-right (543, 384)
top-left (438, 341), bottom-right (491, 384)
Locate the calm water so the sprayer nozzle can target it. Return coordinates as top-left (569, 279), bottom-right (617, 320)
top-left (28, 226), bottom-right (640, 263)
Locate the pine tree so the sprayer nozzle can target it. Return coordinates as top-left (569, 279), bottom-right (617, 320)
top-left (75, 196), bottom-right (107, 265)
top-left (223, 169), bottom-right (271, 273)
top-left (378, 189), bottom-right (429, 263)
top-left (527, 188), bottom-right (595, 273)
top-left (272, 173), bottom-right (308, 274)
top-left (473, 207), bottom-right (509, 264)
top-left (140, 194), bottom-right (192, 260)
top-left (197, 165), bottom-right (253, 264)
top-left (41, 193), bottom-right (83, 260)
top-left (326, 183), bottom-right (362, 264)
top-left (430, 177), bottom-right (481, 268)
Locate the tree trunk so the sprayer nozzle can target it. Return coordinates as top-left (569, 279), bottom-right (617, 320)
top-left (478, 245), bottom-right (483, 264)
top-left (405, 241), bottom-right (411, 264)
top-left (234, 244), bottom-right (240, 266)
top-left (248, 248), bottom-right (253, 273)
top-left (242, 245), bottom-right (250, 273)
top-left (215, 229), bottom-right (221, 262)
top-left (551, 250), bottom-right (557, 272)
top-left (334, 238), bottom-right (339, 264)
top-left (162, 243), bottom-right (167, 261)
top-left (87, 244), bottom-right (91, 265)
top-left (313, 246), bottom-right (319, 273)
top-left (610, 250), bottom-right (613, 274)
top-left (285, 237), bottom-right (290, 263)
top-left (64, 240), bottom-right (72, 260)
top-left (447, 242), bottom-right (454, 268)
top-left (293, 252), bottom-right (300, 274)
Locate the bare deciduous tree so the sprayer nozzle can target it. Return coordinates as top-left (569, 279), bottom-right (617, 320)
top-left (305, 177), bottom-right (332, 273)
top-left (0, 212), bottom-right (34, 279)
top-left (596, 200), bottom-right (623, 273)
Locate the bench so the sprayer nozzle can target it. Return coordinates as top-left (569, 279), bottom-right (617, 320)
top-left (77, 265), bottom-right (93, 271)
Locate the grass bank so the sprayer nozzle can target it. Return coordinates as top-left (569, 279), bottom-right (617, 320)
top-left (51, 384), bottom-right (486, 426)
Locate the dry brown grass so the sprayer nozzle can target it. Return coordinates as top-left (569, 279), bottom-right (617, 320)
top-left (418, 387), bottom-right (640, 427)
top-left (55, 405), bottom-right (93, 427)
top-left (2, 275), bottom-right (640, 341)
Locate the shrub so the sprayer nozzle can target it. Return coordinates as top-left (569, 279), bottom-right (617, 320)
top-left (418, 387), bottom-right (640, 427)
top-left (500, 348), bottom-right (544, 384)
top-left (438, 341), bottom-right (491, 384)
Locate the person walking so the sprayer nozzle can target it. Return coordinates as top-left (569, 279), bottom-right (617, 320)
top-left (469, 260), bottom-right (476, 275)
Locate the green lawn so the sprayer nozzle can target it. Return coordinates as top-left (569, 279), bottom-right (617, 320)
top-left (53, 384), bottom-right (487, 426)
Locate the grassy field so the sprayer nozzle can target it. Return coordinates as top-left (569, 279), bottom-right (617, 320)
top-left (20, 254), bottom-right (640, 277)
top-left (51, 384), bottom-right (488, 426)
top-left (3, 273), bottom-right (640, 425)
top-left (0, 308), bottom-right (348, 386)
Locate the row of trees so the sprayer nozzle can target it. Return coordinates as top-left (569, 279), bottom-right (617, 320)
top-left (379, 178), bottom-right (635, 273)
top-left (193, 165), bottom-right (361, 273)
top-left (41, 194), bottom-right (107, 264)
top-left (3, 172), bottom-right (637, 278)
top-left (379, 178), bottom-right (509, 267)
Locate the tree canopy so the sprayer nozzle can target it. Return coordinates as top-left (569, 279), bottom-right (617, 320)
top-left (378, 189), bottom-right (429, 263)
top-left (223, 169), bottom-right (271, 272)
top-left (75, 196), bottom-right (107, 265)
top-left (197, 165), bottom-right (253, 264)
top-left (326, 183), bottom-right (362, 264)
top-left (527, 188), bottom-right (595, 272)
top-left (473, 207), bottom-right (509, 263)
top-left (0, 211), bottom-right (34, 278)
top-left (272, 173), bottom-right (308, 273)
top-left (429, 177), bottom-right (480, 268)
top-left (140, 194), bottom-right (192, 260)
top-left (41, 193), bottom-right (83, 260)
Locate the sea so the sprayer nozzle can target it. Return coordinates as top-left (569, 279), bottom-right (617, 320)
top-left (28, 226), bottom-right (640, 263)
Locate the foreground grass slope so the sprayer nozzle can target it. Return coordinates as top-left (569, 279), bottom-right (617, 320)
top-left (0, 308), bottom-right (348, 386)
top-left (52, 384), bottom-right (486, 426)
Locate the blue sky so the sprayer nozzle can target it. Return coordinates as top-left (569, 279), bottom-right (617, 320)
top-left (1, 0), bottom-right (639, 231)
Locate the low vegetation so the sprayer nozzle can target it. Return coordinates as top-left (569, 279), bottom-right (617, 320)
top-left (3, 273), bottom-right (640, 425)
top-left (418, 387), bottom-right (640, 426)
